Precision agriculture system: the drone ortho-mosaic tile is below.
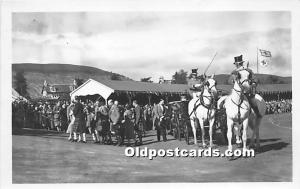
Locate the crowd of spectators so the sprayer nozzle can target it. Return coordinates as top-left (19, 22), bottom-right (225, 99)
top-left (12, 98), bottom-right (156, 146)
top-left (265, 99), bottom-right (292, 115)
top-left (12, 96), bottom-right (292, 145)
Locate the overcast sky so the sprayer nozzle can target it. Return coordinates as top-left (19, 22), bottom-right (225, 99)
top-left (13, 12), bottom-right (291, 81)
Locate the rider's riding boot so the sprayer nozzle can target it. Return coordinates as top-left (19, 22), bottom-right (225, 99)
top-left (248, 96), bottom-right (262, 118)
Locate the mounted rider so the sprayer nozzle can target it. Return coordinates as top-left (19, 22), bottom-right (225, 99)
top-left (188, 68), bottom-right (206, 99)
top-left (230, 55), bottom-right (262, 118)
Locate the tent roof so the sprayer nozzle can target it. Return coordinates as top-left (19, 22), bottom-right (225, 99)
top-left (99, 79), bottom-right (189, 94)
top-left (70, 78), bottom-right (292, 99)
top-left (12, 88), bottom-right (20, 98)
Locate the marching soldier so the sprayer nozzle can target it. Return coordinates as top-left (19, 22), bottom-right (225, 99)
top-left (229, 55), bottom-right (262, 118)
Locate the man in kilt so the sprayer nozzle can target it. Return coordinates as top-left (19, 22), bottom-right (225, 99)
top-left (73, 96), bottom-right (86, 143)
top-left (133, 100), bottom-right (143, 145)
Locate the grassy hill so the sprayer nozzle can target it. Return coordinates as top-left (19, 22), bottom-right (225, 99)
top-left (12, 63), bottom-right (131, 99)
top-left (12, 63), bottom-right (292, 99)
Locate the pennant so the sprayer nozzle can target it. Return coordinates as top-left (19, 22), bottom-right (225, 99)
top-left (258, 49), bottom-right (272, 67)
top-left (259, 49), bottom-right (272, 57)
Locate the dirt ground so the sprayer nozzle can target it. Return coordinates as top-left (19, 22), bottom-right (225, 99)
top-left (12, 113), bottom-right (292, 183)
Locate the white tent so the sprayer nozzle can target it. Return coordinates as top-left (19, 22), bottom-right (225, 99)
top-left (70, 79), bottom-right (114, 101)
top-left (70, 78), bottom-right (190, 102)
top-left (12, 88), bottom-right (27, 102)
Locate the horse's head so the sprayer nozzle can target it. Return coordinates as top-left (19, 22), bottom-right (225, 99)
top-left (233, 69), bottom-right (252, 92)
top-left (204, 74), bottom-right (218, 97)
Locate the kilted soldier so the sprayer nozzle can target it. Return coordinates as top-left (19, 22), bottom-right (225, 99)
top-left (94, 100), bottom-right (110, 144)
top-left (133, 100), bottom-right (143, 145)
top-left (153, 99), bottom-right (167, 142)
top-left (73, 96), bottom-right (86, 143)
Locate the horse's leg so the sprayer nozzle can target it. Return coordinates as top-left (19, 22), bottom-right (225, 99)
top-left (255, 117), bottom-right (262, 149)
top-left (227, 118), bottom-right (233, 151)
top-left (199, 118), bottom-right (205, 147)
top-left (249, 118), bottom-right (255, 149)
top-left (234, 124), bottom-right (241, 145)
top-left (190, 118), bottom-right (197, 145)
top-left (209, 117), bottom-right (214, 147)
top-left (242, 118), bottom-right (249, 151)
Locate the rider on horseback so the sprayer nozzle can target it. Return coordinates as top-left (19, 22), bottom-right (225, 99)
top-left (188, 68), bottom-right (206, 98)
top-left (230, 55), bottom-right (262, 118)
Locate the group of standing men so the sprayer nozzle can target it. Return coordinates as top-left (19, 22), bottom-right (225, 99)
top-left (67, 96), bottom-right (170, 146)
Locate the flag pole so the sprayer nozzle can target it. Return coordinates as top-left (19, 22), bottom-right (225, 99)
top-left (256, 47), bottom-right (259, 74)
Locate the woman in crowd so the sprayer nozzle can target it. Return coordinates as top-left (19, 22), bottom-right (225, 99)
top-left (95, 100), bottom-right (110, 144)
top-left (60, 103), bottom-right (68, 132)
top-left (46, 104), bottom-right (54, 130)
top-left (66, 102), bottom-right (76, 141)
top-left (53, 101), bottom-right (61, 132)
top-left (85, 106), bottom-right (95, 141)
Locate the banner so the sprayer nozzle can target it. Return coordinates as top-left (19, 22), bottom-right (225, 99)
top-left (258, 49), bottom-right (272, 67)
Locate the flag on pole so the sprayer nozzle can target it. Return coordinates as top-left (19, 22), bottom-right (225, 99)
top-left (258, 49), bottom-right (272, 67)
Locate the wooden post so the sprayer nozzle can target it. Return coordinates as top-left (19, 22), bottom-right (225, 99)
top-left (165, 94), bottom-right (169, 104)
top-left (127, 93), bottom-right (132, 105)
top-left (257, 47), bottom-right (259, 74)
top-left (148, 94), bottom-right (152, 105)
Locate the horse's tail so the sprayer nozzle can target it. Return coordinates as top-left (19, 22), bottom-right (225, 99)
top-left (217, 95), bottom-right (227, 110)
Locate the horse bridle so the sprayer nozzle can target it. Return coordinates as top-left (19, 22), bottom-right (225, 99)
top-left (188, 81), bottom-right (216, 118)
top-left (231, 69), bottom-right (252, 123)
top-left (235, 69), bottom-right (252, 91)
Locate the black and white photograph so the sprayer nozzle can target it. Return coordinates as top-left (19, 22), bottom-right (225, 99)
top-left (1, 0), bottom-right (299, 187)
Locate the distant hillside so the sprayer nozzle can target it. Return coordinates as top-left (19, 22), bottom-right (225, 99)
top-left (12, 63), bottom-right (131, 99)
top-left (12, 63), bottom-right (292, 99)
top-left (214, 74), bottom-right (292, 85)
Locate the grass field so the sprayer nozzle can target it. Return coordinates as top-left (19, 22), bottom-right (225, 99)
top-left (12, 113), bottom-right (292, 183)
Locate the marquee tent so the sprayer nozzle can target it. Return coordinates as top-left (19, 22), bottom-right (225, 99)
top-left (12, 88), bottom-right (27, 102)
top-left (70, 78), bottom-right (190, 101)
top-left (70, 78), bottom-right (292, 103)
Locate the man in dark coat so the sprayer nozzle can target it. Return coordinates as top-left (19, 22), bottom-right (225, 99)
top-left (133, 100), bottom-right (143, 145)
top-left (73, 96), bottom-right (86, 143)
top-left (153, 99), bottom-right (167, 142)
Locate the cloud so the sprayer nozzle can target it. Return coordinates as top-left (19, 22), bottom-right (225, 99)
top-left (12, 12), bottom-right (291, 81)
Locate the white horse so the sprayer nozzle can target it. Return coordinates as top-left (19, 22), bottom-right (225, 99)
top-left (217, 69), bottom-right (266, 152)
top-left (188, 75), bottom-right (218, 147)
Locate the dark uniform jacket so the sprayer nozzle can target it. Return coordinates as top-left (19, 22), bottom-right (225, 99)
top-left (134, 105), bottom-right (142, 125)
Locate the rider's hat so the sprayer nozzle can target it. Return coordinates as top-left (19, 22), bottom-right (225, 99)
top-left (233, 55), bottom-right (245, 65)
top-left (191, 69), bottom-right (198, 76)
top-left (180, 95), bottom-right (187, 101)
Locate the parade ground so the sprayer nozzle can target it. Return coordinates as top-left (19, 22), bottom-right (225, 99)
top-left (12, 113), bottom-right (292, 183)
